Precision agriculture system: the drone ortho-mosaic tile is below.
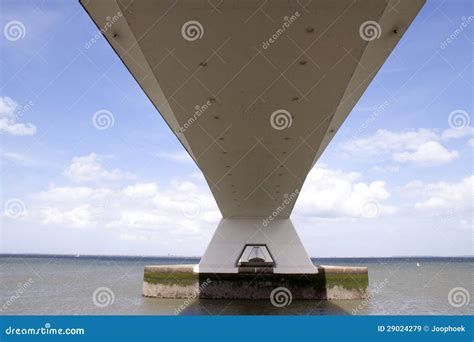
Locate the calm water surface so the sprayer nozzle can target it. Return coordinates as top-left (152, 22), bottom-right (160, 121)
top-left (0, 256), bottom-right (472, 315)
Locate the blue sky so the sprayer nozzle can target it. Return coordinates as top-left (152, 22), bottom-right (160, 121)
top-left (0, 0), bottom-right (472, 257)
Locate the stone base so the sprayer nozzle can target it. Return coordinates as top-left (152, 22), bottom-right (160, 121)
top-left (143, 265), bottom-right (368, 300)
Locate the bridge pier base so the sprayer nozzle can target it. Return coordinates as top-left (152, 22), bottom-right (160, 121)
top-left (142, 264), bottom-right (368, 300)
top-left (198, 218), bottom-right (316, 274)
top-left (143, 219), bottom-right (369, 300)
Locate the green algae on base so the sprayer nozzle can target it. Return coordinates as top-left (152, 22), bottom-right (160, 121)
top-left (325, 273), bottom-right (368, 290)
top-left (144, 271), bottom-right (198, 286)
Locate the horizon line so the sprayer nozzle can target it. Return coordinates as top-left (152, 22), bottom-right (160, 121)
top-left (1, 253), bottom-right (473, 259)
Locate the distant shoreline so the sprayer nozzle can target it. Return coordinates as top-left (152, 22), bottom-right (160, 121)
top-left (0, 254), bottom-right (472, 262)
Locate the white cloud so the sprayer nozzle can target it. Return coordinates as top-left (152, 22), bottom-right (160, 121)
top-left (0, 96), bottom-right (18, 116)
top-left (468, 138), bottom-right (474, 147)
top-left (155, 151), bottom-right (193, 163)
top-left (21, 177), bottom-right (220, 241)
top-left (0, 96), bottom-right (36, 136)
top-left (31, 186), bottom-right (112, 202)
top-left (0, 150), bottom-right (58, 169)
top-left (344, 129), bottom-right (438, 154)
top-left (41, 205), bottom-right (100, 229)
top-left (0, 118), bottom-right (37, 136)
top-left (190, 172), bottom-right (205, 181)
top-left (15, 164), bottom-right (401, 241)
top-left (371, 165), bottom-right (400, 173)
top-left (123, 183), bottom-right (158, 198)
top-left (441, 127), bottom-right (474, 140)
top-left (64, 153), bottom-right (135, 183)
top-left (294, 167), bottom-right (398, 219)
top-left (1, 151), bottom-right (35, 166)
top-left (393, 141), bottom-right (459, 165)
top-left (343, 129), bottom-right (460, 166)
top-left (404, 176), bottom-right (474, 212)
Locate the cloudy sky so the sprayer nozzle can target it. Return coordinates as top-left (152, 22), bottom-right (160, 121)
top-left (0, 0), bottom-right (472, 257)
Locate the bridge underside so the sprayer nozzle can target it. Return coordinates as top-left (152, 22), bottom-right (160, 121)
top-left (81, 0), bottom-right (424, 281)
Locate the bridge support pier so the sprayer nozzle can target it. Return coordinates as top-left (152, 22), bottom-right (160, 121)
top-left (143, 219), bottom-right (369, 301)
top-left (198, 218), bottom-right (316, 274)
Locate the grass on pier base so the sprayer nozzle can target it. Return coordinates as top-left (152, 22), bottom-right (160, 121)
top-left (144, 271), bottom-right (197, 286)
top-left (143, 270), bottom-right (368, 292)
